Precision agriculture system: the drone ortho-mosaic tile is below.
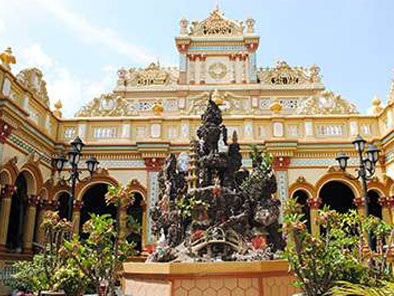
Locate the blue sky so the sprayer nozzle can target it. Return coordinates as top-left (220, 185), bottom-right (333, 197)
top-left (0, 0), bottom-right (393, 117)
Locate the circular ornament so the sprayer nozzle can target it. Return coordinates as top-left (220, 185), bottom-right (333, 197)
top-left (208, 62), bottom-right (227, 79)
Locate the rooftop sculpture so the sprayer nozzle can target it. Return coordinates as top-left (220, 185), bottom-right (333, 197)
top-left (148, 96), bottom-right (284, 262)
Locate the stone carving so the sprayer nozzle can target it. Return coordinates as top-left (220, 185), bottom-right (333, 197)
top-left (117, 62), bottom-right (178, 87)
top-left (188, 91), bottom-right (248, 115)
top-left (257, 61), bottom-right (321, 86)
top-left (16, 68), bottom-right (50, 106)
top-left (149, 96), bottom-right (283, 263)
top-left (189, 8), bottom-right (244, 36)
top-left (298, 90), bottom-right (358, 115)
top-left (0, 47), bottom-right (16, 70)
top-left (75, 93), bottom-right (137, 117)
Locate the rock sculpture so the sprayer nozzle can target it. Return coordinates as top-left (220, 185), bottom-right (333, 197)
top-left (148, 96), bottom-right (284, 262)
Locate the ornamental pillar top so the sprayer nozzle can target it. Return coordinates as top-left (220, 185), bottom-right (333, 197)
top-left (144, 157), bottom-right (165, 171)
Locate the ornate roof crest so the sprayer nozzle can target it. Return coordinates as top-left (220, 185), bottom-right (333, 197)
top-left (117, 62), bottom-right (178, 87)
top-left (16, 67), bottom-right (50, 106)
top-left (75, 93), bottom-right (137, 117)
top-left (189, 8), bottom-right (244, 36)
top-left (389, 69), bottom-right (394, 103)
top-left (257, 61), bottom-right (321, 86)
top-left (298, 90), bottom-right (358, 115)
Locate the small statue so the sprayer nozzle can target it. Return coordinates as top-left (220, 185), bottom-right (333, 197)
top-left (153, 101), bottom-right (164, 115)
top-left (0, 47), bottom-right (16, 70)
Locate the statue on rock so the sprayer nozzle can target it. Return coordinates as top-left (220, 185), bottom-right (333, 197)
top-left (149, 93), bottom-right (284, 262)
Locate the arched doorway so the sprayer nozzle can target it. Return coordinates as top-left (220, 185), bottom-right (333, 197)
top-left (79, 183), bottom-right (117, 239)
top-left (7, 174), bottom-right (28, 252)
top-left (126, 192), bottom-right (144, 251)
top-left (292, 190), bottom-right (311, 232)
top-left (319, 181), bottom-right (356, 213)
top-left (367, 190), bottom-right (382, 219)
top-left (57, 192), bottom-right (72, 221)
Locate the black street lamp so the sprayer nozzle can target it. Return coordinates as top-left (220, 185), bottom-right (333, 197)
top-left (52, 136), bottom-right (99, 220)
top-left (335, 135), bottom-right (381, 249)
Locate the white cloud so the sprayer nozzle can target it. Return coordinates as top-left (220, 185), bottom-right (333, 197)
top-left (33, 0), bottom-right (155, 65)
top-left (21, 44), bottom-right (54, 69)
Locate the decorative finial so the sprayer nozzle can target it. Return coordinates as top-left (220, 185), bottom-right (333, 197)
top-left (246, 18), bottom-right (255, 34)
top-left (0, 47), bottom-right (16, 70)
top-left (53, 100), bottom-right (63, 118)
top-left (371, 95), bottom-right (383, 115)
top-left (179, 17), bottom-right (189, 35)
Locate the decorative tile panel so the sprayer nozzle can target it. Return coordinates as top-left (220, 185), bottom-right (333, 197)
top-left (64, 127), bottom-right (76, 140)
top-left (147, 171), bottom-right (159, 243)
top-left (93, 127), bottom-right (117, 138)
top-left (316, 124), bottom-right (344, 136)
top-left (277, 170), bottom-right (288, 221)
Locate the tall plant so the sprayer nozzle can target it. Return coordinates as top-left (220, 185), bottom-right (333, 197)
top-left (282, 198), bottom-right (393, 296)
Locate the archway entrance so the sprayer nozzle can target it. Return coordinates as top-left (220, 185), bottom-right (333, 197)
top-left (319, 181), bottom-right (356, 213)
top-left (292, 190), bottom-right (311, 232)
top-left (126, 192), bottom-right (144, 251)
top-left (367, 190), bottom-right (382, 219)
top-left (79, 183), bottom-right (117, 239)
top-left (7, 174), bottom-right (28, 252)
top-left (57, 192), bottom-right (72, 221)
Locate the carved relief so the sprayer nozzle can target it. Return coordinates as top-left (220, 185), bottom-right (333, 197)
top-left (16, 68), bottom-right (50, 106)
top-left (75, 93), bottom-right (137, 117)
top-left (298, 90), bottom-right (358, 115)
top-left (117, 62), bottom-right (178, 87)
top-left (187, 91), bottom-right (248, 115)
top-left (257, 61), bottom-right (321, 86)
top-left (189, 8), bottom-right (244, 36)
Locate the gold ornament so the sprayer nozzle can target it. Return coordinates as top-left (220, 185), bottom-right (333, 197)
top-left (153, 101), bottom-right (164, 115)
top-left (0, 47), bottom-right (16, 69)
top-left (208, 62), bottom-right (227, 80)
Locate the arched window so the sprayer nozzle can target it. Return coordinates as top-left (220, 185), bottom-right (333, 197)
top-left (292, 190), bottom-right (311, 232)
top-left (319, 181), bottom-right (356, 213)
top-left (126, 192), bottom-right (144, 251)
top-left (367, 190), bottom-right (382, 219)
top-left (57, 192), bottom-right (72, 221)
top-left (7, 174), bottom-right (28, 252)
top-left (79, 183), bottom-right (117, 239)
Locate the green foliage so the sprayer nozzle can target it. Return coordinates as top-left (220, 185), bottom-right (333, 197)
top-left (331, 280), bottom-right (394, 296)
top-left (175, 195), bottom-right (208, 219)
top-left (63, 214), bottom-right (137, 296)
top-left (282, 198), bottom-right (394, 296)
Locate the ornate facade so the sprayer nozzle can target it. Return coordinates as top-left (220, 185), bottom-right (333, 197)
top-left (1, 7), bottom-right (394, 276)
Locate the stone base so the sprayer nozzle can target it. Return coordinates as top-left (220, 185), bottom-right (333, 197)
top-left (122, 260), bottom-right (299, 296)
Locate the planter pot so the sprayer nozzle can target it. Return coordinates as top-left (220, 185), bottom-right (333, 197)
top-left (40, 291), bottom-right (66, 296)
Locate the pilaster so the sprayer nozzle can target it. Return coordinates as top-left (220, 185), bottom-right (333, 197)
top-left (22, 195), bottom-right (38, 254)
top-left (307, 197), bottom-right (322, 237)
top-left (144, 157), bottom-right (165, 244)
top-left (0, 184), bottom-right (16, 251)
top-left (72, 200), bottom-right (83, 235)
top-left (378, 196), bottom-right (392, 225)
top-left (273, 157), bottom-right (291, 221)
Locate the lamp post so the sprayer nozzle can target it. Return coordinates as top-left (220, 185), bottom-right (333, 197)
top-left (335, 135), bottom-right (381, 249)
top-left (52, 136), bottom-right (99, 220)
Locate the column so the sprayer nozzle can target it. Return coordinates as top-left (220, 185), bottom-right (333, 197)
top-left (378, 196), bottom-right (392, 225)
top-left (34, 199), bottom-right (58, 245)
top-left (72, 200), bottom-right (83, 235)
top-left (241, 53), bottom-right (248, 83)
top-left (199, 54), bottom-right (206, 84)
top-left (23, 195), bottom-right (38, 254)
top-left (230, 54), bottom-right (236, 83)
top-left (307, 197), bottom-right (322, 237)
top-left (273, 156), bottom-right (291, 222)
top-left (144, 157), bottom-right (165, 245)
top-left (118, 204), bottom-right (128, 243)
top-left (354, 197), bottom-right (369, 249)
top-left (0, 185), bottom-right (16, 251)
top-left (188, 55), bottom-right (195, 84)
